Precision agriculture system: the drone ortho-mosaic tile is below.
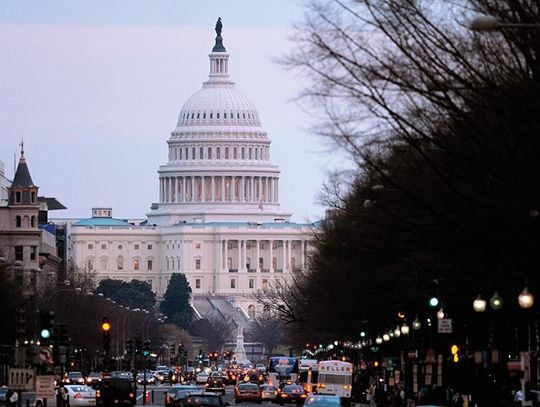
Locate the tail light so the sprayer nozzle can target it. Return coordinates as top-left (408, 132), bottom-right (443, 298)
top-left (96, 390), bottom-right (101, 398)
top-left (317, 384), bottom-right (326, 388)
top-left (129, 393), bottom-right (135, 399)
top-left (74, 394), bottom-right (82, 399)
top-left (301, 394), bottom-right (307, 398)
top-left (165, 395), bottom-right (170, 403)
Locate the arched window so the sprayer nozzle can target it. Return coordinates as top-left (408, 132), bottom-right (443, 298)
top-left (217, 147), bottom-right (221, 159)
top-left (241, 147), bottom-right (245, 159)
top-left (15, 215), bottom-right (21, 227)
top-left (200, 147), bottom-right (204, 159)
top-left (133, 258), bottom-right (140, 271)
top-left (30, 216), bottom-right (36, 228)
top-left (225, 147), bottom-right (229, 159)
top-left (246, 256), bottom-right (251, 270)
top-left (249, 148), bottom-right (252, 159)
top-left (100, 256), bottom-right (108, 271)
top-left (86, 257), bottom-right (95, 271)
top-left (166, 257), bottom-right (169, 270)
top-left (233, 147), bottom-right (237, 159)
top-left (208, 147), bottom-right (212, 159)
top-left (117, 256), bottom-right (124, 270)
top-left (192, 147), bottom-right (196, 159)
top-left (248, 305), bottom-right (256, 319)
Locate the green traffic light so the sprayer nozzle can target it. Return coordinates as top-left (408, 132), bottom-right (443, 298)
top-left (143, 351), bottom-right (150, 357)
top-left (40, 329), bottom-right (51, 339)
top-left (429, 297), bottom-right (440, 307)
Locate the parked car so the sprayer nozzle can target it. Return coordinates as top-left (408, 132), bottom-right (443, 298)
top-left (64, 385), bottom-right (96, 407)
top-left (234, 382), bottom-right (262, 404)
top-left (165, 385), bottom-right (199, 407)
top-left (304, 395), bottom-right (341, 407)
top-left (95, 378), bottom-right (135, 407)
top-left (276, 385), bottom-right (307, 405)
top-left (182, 392), bottom-right (230, 407)
top-left (261, 385), bottom-right (278, 401)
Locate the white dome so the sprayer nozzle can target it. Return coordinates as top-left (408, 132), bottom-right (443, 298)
top-left (176, 84), bottom-right (262, 128)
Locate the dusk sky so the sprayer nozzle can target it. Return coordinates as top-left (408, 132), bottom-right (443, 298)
top-left (0, 1), bottom-right (346, 222)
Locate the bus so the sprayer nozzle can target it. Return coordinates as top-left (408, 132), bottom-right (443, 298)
top-left (267, 356), bottom-right (299, 385)
top-left (298, 359), bottom-right (319, 393)
top-left (316, 360), bottom-right (353, 401)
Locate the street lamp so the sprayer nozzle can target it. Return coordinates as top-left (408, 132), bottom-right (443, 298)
top-left (375, 335), bottom-right (383, 344)
top-left (394, 326), bottom-right (401, 337)
top-left (382, 333), bottom-right (390, 342)
top-left (471, 15), bottom-right (540, 31)
top-left (518, 287), bottom-right (534, 309)
top-left (400, 322), bottom-right (410, 335)
top-left (473, 294), bottom-right (487, 312)
top-left (490, 292), bottom-right (503, 310)
top-left (436, 307), bottom-right (445, 320)
top-left (412, 316), bottom-right (422, 331)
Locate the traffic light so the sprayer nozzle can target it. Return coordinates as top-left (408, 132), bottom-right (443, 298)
top-left (126, 339), bottom-right (134, 358)
top-left (143, 340), bottom-right (150, 357)
top-left (451, 344), bottom-right (460, 363)
top-left (428, 296), bottom-right (440, 307)
top-left (54, 324), bottom-right (69, 346)
top-left (102, 317), bottom-right (111, 355)
top-left (135, 337), bottom-right (143, 355)
top-left (39, 310), bottom-right (54, 341)
top-left (170, 343), bottom-right (176, 356)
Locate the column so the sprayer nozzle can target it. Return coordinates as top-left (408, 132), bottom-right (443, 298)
top-left (221, 176), bottom-right (225, 202)
top-left (237, 240), bottom-right (241, 271)
top-left (224, 239), bottom-right (229, 270)
top-left (191, 176), bottom-right (195, 202)
top-left (241, 177), bottom-right (245, 203)
top-left (217, 239), bottom-right (222, 271)
top-left (176, 177), bottom-right (180, 203)
top-left (242, 240), bottom-right (247, 271)
top-left (211, 177), bottom-right (215, 202)
top-left (269, 240), bottom-right (274, 272)
top-left (182, 177), bottom-right (186, 202)
top-left (282, 240), bottom-right (286, 272)
top-left (301, 240), bottom-right (305, 269)
top-left (251, 177), bottom-right (255, 202)
top-left (256, 240), bottom-right (260, 272)
top-left (160, 178), bottom-right (163, 202)
top-left (258, 177), bottom-right (262, 202)
top-left (202, 177), bottom-right (206, 202)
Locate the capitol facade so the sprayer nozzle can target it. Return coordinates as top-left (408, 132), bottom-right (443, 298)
top-left (65, 23), bottom-right (315, 319)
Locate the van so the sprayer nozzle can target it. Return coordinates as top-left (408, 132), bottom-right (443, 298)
top-left (95, 378), bottom-right (135, 407)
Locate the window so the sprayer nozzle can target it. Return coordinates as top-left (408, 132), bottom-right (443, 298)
top-left (88, 244), bottom-right (94, 250)
top-left (147, 260), bottom-right (153, 271)
top-left (233, 147), bottom-right (237, 159)
top-left (86, 258), bottom-right (94, 271)
top-left (200, 147), bottom-right (203, 158)
top-left (259, 257), bottom-right (264, 268)
top-left (30, 216), bottom-right (36, 227)
top-left (31, 191), bottom-right (36, 203)
top-left (241, 148), bottom-right (245, 159)
top-left (134, 244), bottom-right (139, 250)
top-left (133, 259), bottom-right (140, 270)
top-left (148, 244), bottom-right (153, 250)
top-left (230, 279), bottom-right (236, 289)
top-left (195, 279), bottom-right (201, 289)
top-left (208, 147), bottom-right (212, 159)
top-left (30, 246), bottom-right (37, 261)
top-left (177, 258), bottom-right (181, 269)
top-left (15, 191), bottom-right (21, 203)
top-left (195, 258), bottom-right (201, 270)
top-left (249, 279), bottom-right (254, 289)
top-left (101, 244), bottom-right (107, 249)
top-left (100, 258), bottom-right (107, 270)
top-left (195, 243), bottom-right (201, 249)
top-left (118, 244), bottom-right (123, 250)
top-left (262, 279), bottom-right (268, 291)
top-left (14, 246), bottom-right (23, 261)
top-left (15, 216), bottom-right (21, 227)
top-left (291, 257), bottom-right (296, 270)
top-left (117, 256), bottom-right (124, 270)
top-left (166, 258), bottom-right (169, 270)
top-left (248, 305), bottom-right (255, 319)
top-left (192, 147), bottom-right (195, 159)
top-left (225, 147), bottom-right (229, 159)
top-left (217, 147), bottom-right (221, 159)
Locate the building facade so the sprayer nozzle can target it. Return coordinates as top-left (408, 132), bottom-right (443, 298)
top-left (65, 23), bottom-right (315, 318)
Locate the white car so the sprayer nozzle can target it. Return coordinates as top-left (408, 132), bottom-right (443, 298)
top-left (64, 385), bottom-right (96, 407)
top-left (195, 372), bottom-right (209, 384)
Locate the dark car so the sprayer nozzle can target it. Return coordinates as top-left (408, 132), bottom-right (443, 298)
top-left (234, 382), bottom-right (262, 404)
top-left (277, 385), bottom-right (307, 405)
top-left (182, 392), bottom-right (230, 407)
top-left (205, 377), bottom-right (226, 395)
top-left (95, 378), bottom-right (136, 407)
top-left (304, 395), bottom-right (341, 407)
top-left (0, 387), bottom-right (9, 405)
top-left (165, 385), bottom-right (199, 407)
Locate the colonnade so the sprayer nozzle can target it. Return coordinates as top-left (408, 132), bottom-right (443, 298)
top-left (217, 239), bottom-right (306, 272)
top-left (160, 175), bottom-right (279, 204)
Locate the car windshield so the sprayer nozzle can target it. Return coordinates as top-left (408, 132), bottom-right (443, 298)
top-left (239, 383), bottom-right (259, 390)
top-left (67, 386), bottom-right (93, 393)
top-left (305, 396), bottom-right (340, 406)
top-left (184, 395), bottom-right (222, 406)
top-left (262, 386), bottom-right (276, 391)
top-left (0, 389), bottom-right (8, 396)
top-left (68, 372), bottom-right (83, 378)
top-left (283, 385), bottom-right (304, 393)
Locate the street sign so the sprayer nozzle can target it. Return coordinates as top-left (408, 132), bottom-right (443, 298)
top-left (39, 347), bottom-right (53, 364)
top-left (437, 318), bottom-right (453, 334)
top-left (9, 367), bottom-right (35, 390)
top-left (36, 375), bottom-right (55, 398)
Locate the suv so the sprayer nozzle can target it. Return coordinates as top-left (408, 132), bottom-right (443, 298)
top-left (95, 378), bottom-right (135, 407)
top-left (182, 392), bottom-right (230, 407)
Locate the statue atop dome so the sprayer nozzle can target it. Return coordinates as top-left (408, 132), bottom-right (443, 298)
top-left (212, 17), bottom-right (226, 53)
top-left (215, 17), bottom-right (223, 36)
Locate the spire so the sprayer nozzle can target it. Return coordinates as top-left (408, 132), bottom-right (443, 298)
top-left (212, 17), bottom-right (226, 52)
top-left (11, 143), bottom-right (34, 188)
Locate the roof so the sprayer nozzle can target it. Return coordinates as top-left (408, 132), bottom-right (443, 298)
top-left (11, 155), bottom-right (35, 188)
top-left (38, 197), bottom-right (67, 210)
top-left (73, 217), bottom-right (132, 227)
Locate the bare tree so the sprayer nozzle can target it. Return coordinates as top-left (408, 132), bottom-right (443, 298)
top-left (192, 315), bottom-right (234, 352)
top-left (247, 314), bottom-right (284, 357)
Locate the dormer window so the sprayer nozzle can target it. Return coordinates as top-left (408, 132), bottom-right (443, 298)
top-left (15, 191), bottom-right (21, 203)
top-left (31, 191), bottom-right (36, 203)
top-left (16, 216), bottom-right (21, 228)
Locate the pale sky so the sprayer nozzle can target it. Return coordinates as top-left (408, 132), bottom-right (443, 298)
top-left (0, 1), bottom-right (342, 223)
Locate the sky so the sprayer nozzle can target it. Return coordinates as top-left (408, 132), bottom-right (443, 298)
top-left (0, 0), bottom-right (343, 223)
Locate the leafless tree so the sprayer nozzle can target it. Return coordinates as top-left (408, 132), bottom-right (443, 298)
top-left (192, 315), bottom-right (234, 352)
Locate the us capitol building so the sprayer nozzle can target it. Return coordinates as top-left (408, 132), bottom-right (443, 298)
top-left (62, 21), bottom-right (316, 320)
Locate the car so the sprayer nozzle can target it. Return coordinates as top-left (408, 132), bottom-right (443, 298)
top-left (165, 385), bottom-right (199, 407)
top-left (196, 372), bottom-right (209, 384)
top-left (204, 377), bottom-right (225, 395)
top-left (234, 382), bottom-right (262, 404)
top-left (276, 385), bottom-right (307, 405)
top-left (304, 395), bottom-right (341, 407)
top-left (65, 372), bottom-right (86, 385)
top-left (64, 385), bottom-right (96, 407)
top-left (0, 387), bottom-right (14, 406)
top-left (256, 364), bottom-right (266, 373)
top-left (154, 369), bottom-right (171, 383)
top-left (95, 378), bottom-right (136, 407)
top-left (136, 371), bottom-right (156, 385)
top-left (182, 392), bottom-right (230, 407)
top-left (261, 385), bottom-right (278, 401)
top-left (86, 372), bottom-right (102, 387)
